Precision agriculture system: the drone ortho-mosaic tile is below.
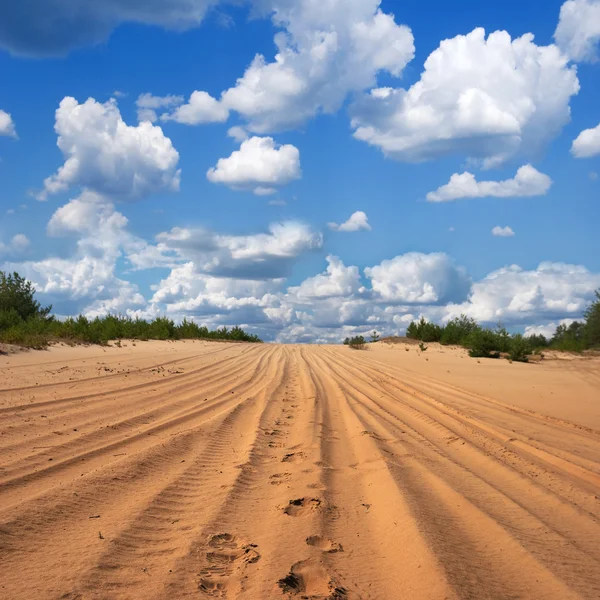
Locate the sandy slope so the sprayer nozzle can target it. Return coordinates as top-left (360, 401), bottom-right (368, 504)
top-left (1, 341), bottom-right (599, 599)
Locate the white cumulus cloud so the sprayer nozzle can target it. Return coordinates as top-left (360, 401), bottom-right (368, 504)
top-left (426, 165), bottom-right (552, 202)
top-left (571, 122), bottom-right (600, 158)
top-left (161, 91), bottom-right (229, 125)
top-left (0, 234), bottom-right (30, 256)
top-left (136, 93), bottom-right (184, 123)
top-left (160, 0), bottom-right (414, 133)
top-left (328, 211), bottom-right (371, 232)
top-left (365, 252), bottom-right (471, 305)
top-left (351, 28), bottom-right (579, 166)
top-left (289, 255), bottom-right (362, 300)
top-left (155, 220), bottom-right (322, 279)
top-left (554, 0), bottom-right (600, 62)
top-left (207, 136), bottom-right (300, 194)
top-left (38, 97), bottom-right (181, 201)
top-left (492, 226), bottom-right (515, 237)
top-left (0, 109), bottom-right (16, 137)
top-left (445, 262), bottom-right (600, 325)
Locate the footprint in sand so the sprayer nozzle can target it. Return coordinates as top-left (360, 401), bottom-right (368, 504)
top-left (278, 559), bottom-right (347, 598)
top-left (198, 533), bottom-right (260, 596)
top-left (283, 497), bottom-right (321, 517)
top-left (282, 451), bottom-right (305, 463)
top-left (306, 535), bottom-right (343, 553)
top-left (269, 472), bottom-right (292, 485)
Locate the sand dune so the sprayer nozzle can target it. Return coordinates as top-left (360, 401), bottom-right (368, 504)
top-left (1, 340), bottom-right (599, 599)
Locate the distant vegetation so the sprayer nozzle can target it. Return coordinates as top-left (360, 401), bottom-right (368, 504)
top-left (0, 271), bottom-right (262, 348)
top-left (340, 290), bottom-right (600, 363)
top-left (403, 293), bottom-right (600, 362)
top-left (343, 335), bottom-right (368, 350)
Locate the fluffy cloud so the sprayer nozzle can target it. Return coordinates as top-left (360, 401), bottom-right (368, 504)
top-left (155, 221), bottom-right (322, 279)
top-left (47, 191), bottom-right (128, 239)
top-left (426, 165), bottom-right (552, 202)
top-left (0, 234), bottom-right (30, 256)
top-left (5, 193), bottom-right (146, 316)
top-left (445, 262), bottom-right (600, 325)
top-left (0, 110), bottom-right (16, 137)
top-left (328, 211), bottom-right (371, 232)
top-left (38, 97), bottom-right (181, 201)
top-left (288, 255), bottom-right (362, 300)
top-left (136, 93), bottom-right (184, 123)
top-left (554, 0), bottom-right (600, 62)
top-left (0, 0), bottom-right (220, 56)
top-left (227, 126), bottom-right (249, 142)
top-left (7, 194), bottom-right (599, 340)
top-left (161, 91), bottom-right (229, 125)
top-left (571, 122), bottom-right (600, 158)
top-left (365, 252), bottom-right (471, 305)
top-left (207, 136), bottom-right (300, 194)
top-left (492, 226), bottom-right (515, 237)
top-left (351, 28), bottom-right (579, 166)
top-left (160, 0), bottom-right (414, 132)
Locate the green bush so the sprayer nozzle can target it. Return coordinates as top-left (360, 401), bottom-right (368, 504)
top-left (0, 308), bottom-right (24, 331)
top-left (0, 271), bottom-right (51, 321)
top-left (346, 335), bottom-right (367, 350)
top-left (467, 329), bottom-right (501, 359)
top-left (440, 315), bottom-right (480, 346)
top-left (406, 317), bottom-right (443, 342)
top-left (0, 274), bottom-right (263, 348)
top-left (584, 291), bottom-right (600, 349)
top-left (509, 334), bottom-right (530, 363)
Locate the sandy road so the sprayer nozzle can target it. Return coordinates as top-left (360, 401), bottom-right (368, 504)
top-left (1, 341), bottom-right (599, 599)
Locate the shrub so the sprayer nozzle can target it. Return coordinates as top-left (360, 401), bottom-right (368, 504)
top-left (406, 317), bottom-right (442, 342)
top-left (419, 342), bottom-right (428, 352)
top-left (509, 334), bottom-right (530, 363)
top-left (0, 271), bottom-right (51, 321)
top-left (0, 308), bottom-right (23, 331)
top-left (440, 315), bottom-right (480, 346)
top-left (525, 334), bottom-right (548, 349)
top-left (467, 329), bottom-right (501, 359)
top-left (0, 274), bottom-right (263, 348)
top-left (347, 335), bottom-right (367, 350)
top-left (584, 290), bottom-right (600, 349)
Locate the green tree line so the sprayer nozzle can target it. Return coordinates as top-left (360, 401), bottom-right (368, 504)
top-left (404, 292), bottom-right (600, 362)
top-left (0, 271), bottom-right (262, 348)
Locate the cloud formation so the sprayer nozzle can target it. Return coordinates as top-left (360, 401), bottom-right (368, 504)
top-left (5, 194), bottom-right (600, 343)
top-left (159, 0), bottom-right (415, 133)
top-left (0, 110), bottom-right (16, 137)
top-left (554, 0), bottom-right (600, 62)
top-left (207, 136), bottom-right (300, 194)
top-left (155, 221), bottom-right (322, 279)
top-left (351, 28), bottom-right (579, 166)
top-left (328, 211), bottom-right (371, 232)
top-left (136, 93), bottom-right (184, 123)
top-left (445, 262), bottom-right (600, 325)
top-left (492, 226), bottom-right (515, 237)
top-left (0, 0), bottom-right (220, 56)
top-left (39, 97), bottom-right (181, 201)
top-left (571, 122), bottom-right (600, 158)
top-left (161, 91), bottom-right (229, 125)
top-left (0, 234), bottom-right (30, 256)
top-left (365, 253), bottom-right (471, 305)
top-left (426, 165), bottom-right (552, 202)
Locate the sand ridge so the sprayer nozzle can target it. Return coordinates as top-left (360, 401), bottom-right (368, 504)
top-left (0, 340), bottom-right (599, 599)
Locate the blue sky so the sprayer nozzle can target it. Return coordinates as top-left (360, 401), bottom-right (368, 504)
top-left (0, 0), bottom-right (599, 342)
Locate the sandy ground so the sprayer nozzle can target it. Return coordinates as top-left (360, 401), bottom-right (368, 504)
top-left (1, 340), bottom-right (599, 600)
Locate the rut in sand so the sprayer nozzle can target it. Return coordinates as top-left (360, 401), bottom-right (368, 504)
top-left (1, 340), bottom-right (600, 599)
